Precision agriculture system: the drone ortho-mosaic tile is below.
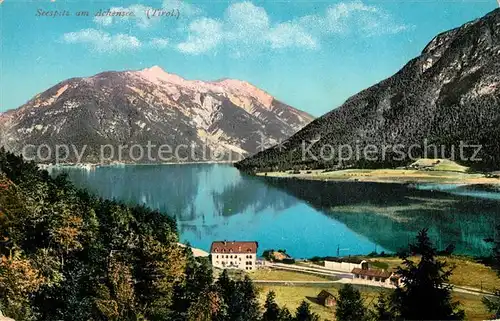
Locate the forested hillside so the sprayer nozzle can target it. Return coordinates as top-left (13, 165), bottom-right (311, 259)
top-left (237, 8), bottom-right (500, 172)
top-left (0, 148), bottom-right (249, 320)
top-left (0, 148), bottom-right (321, 321)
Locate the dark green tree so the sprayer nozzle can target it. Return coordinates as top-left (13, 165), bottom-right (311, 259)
top-left (482, 290), bottom-right (500, 320)
top-left (233, 275), bottom-right (260, 321)
top-left (482, 226), bottom-right (500, 319)
top-left (371, 292), bottom-right (396, 321)
top-left (393, 228), bottom-right (464, 320)
top-left (294, 300), bottom-right (319, 321)
top-left (170, 251), bottom-right (214, 320)
top-left (214, 272), bottom-right (260, 321)
top-left (215, 270), bottom-right (234, 303)
top-left (263, 291), bottom-right (281, 321)
top-left (278, 307), bottom-right (294, 321)
top-left (335, 284), bottom-right (367, 321)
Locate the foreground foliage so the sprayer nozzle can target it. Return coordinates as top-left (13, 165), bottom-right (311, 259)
top-left (0, 148), bottom-right (190, 320)
top-left (334, 229), bottom-right (465, 321)
top-left (0, 149), bottom-right (321, 321)
top-left (1, 149), bottom-right (496, 320)
top-left (392, 228), bottom-right (465, 320)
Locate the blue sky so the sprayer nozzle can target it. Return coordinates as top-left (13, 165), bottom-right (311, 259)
top-left (0, 0), bottom-right (497, 116)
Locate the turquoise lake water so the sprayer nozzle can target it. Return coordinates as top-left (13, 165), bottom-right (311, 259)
top-left (50, 164), bottom-right (500, 258)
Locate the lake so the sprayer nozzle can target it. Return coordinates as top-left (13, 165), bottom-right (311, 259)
top-left (49, 164), bottom-right (500, 258)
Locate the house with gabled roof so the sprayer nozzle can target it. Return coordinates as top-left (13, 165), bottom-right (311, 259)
top-left (210, 241), bottom-right (258, 271)
top-left (351, 267), bottom-right (402, 287)
top-left (317, 290), bottom-right (336, 307)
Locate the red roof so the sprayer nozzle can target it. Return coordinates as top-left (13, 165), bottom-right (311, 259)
top-left (210, 241), bottom-right (258, 254)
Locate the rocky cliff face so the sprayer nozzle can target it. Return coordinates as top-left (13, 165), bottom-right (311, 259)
top-left (0, 66), bottom-right (313, 163)
top-left (237, 8), bottom-right (500, 171)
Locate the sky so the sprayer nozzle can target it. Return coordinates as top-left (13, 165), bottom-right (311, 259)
top-left (0, 0), bottom-right (498, 117)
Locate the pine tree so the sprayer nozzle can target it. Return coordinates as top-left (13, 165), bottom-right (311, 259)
top-left (393, 228), bottom-right (464, 320)
top-left (294, 301), bottom-right (319, 321)
top-left (482, 290), bottom-right (500, 320)
top-left (233, 275), bottom-right (260, 321)
top-left (215, 270), bottom-right (234, 303)
top-left (263, 291), bottom-right (281, 321)
top-left (170, 253), bottom-right (214, 320)
top-left (371, 292), bottom-right (395, 321)
top-left (335, 284), bottom-right (367, 321)
top-left (482, 225), bottom-right (500, 319)
top-left (214, 270), bottom-right (234, 321)
top-left (278, 307), bottom-right (293, 321)
top-left (215, 272), bottom-right (260, 321)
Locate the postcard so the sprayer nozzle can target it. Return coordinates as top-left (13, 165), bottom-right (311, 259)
top-left (1, 1), bottom-right (500, 320)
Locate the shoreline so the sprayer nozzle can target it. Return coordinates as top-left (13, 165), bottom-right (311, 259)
top-left (38, 160), bottom-right (237, 170)
top-left (255, 168), bottom-right (500, 186)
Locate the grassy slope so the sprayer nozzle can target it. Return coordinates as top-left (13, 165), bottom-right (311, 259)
top-left (256, 284), bottom-right (490, 321)
top-left (256, 284), bottom-right (383, 321)
top-left (250, 256), bottom-right (497, 320)
top-left (366, 256), bottom-right (500, 293)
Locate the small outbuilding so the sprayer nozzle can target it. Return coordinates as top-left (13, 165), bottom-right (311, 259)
top-left (317, 290), bottom-right (336, 307)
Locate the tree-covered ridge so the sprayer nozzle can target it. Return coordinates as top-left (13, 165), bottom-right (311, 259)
top-left (236, 8), bottom-right (500, 173)
top-left (0, 148), bottom-right (319, 321)
top-left (0, 147), bottom-right (191, 320)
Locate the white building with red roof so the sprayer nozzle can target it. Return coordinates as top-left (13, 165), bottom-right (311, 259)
top-left (210, 241), bottom-right (258, 271)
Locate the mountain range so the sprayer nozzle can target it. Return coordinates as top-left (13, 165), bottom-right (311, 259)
top-left (0, 66), bottom-right (313, 163)
top-left (237, 8), bottom-right (500, 172)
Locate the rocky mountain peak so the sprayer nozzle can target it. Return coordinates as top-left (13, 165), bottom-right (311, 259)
top-left (0, 67), bottom-right (314, 163)
top-left (133, 65), bottom-right (275, 108)
top-left (136, 65), bottom-right (187, 86)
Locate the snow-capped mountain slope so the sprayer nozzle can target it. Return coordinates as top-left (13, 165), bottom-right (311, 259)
top-left (0, 66), bottom-right (314, 163)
